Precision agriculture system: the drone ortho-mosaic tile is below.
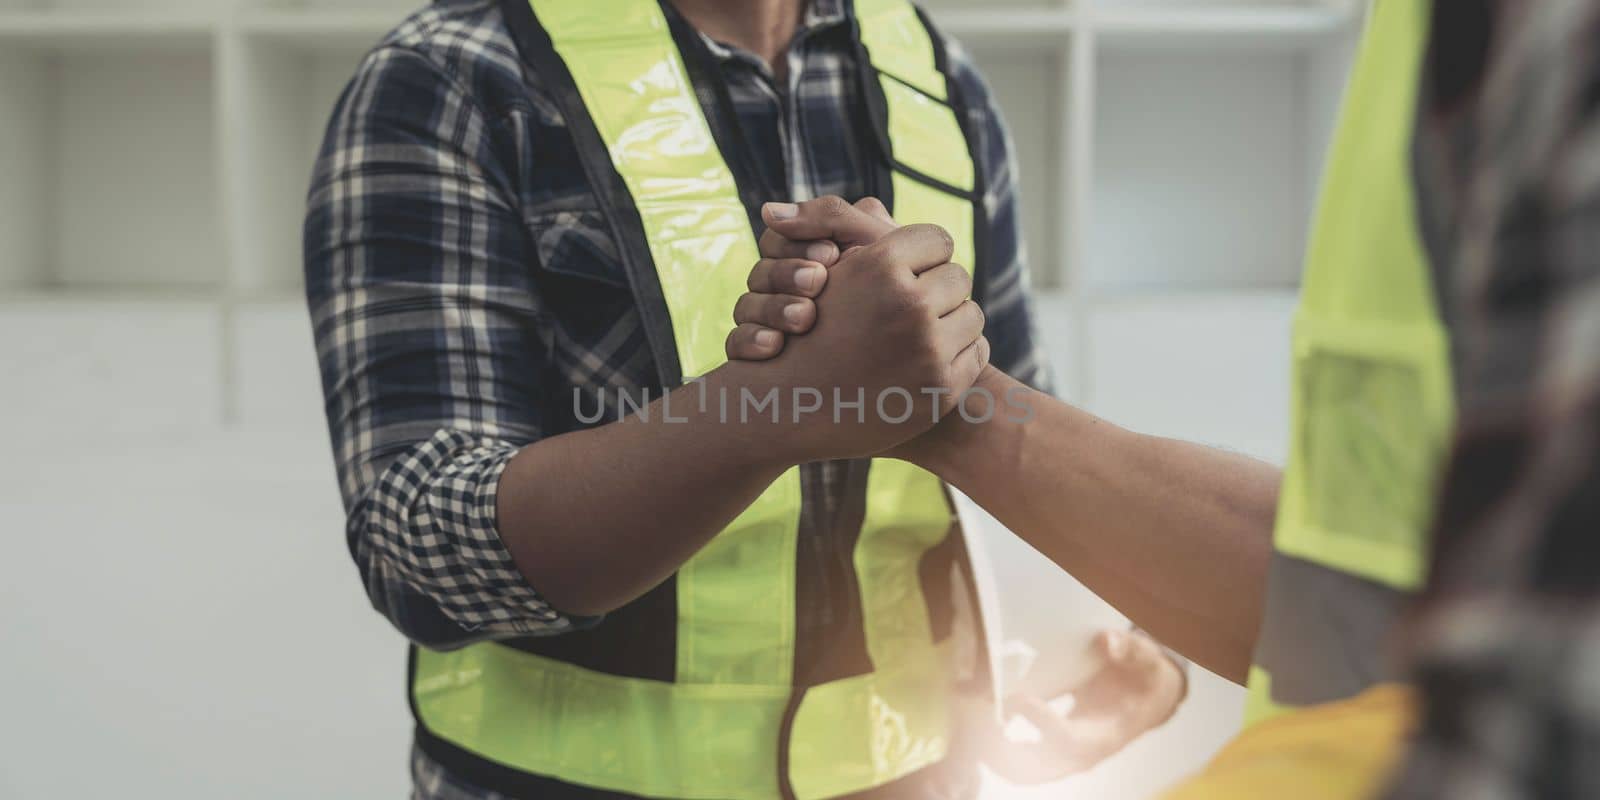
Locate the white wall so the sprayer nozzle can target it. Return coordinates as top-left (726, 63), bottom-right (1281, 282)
top-left (1, 430), bottom-right (412, 799)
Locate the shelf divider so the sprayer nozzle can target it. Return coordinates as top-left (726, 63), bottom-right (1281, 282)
top-left (234, 8), bottom-right (395, 49)
top-left (0, 10), bottom-right (217, 48)
top-left (1095, 4), bottom-right (1360, 50)
top-left (1062, 18), bottom-right (1094, 403)
top-left (930, 8), bottom-right (1076, 45)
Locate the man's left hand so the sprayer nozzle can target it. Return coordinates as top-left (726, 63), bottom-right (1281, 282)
top-left (978, 629), bottom-right (1186, 785)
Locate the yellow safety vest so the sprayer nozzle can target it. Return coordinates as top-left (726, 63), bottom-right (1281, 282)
top-left (411, 2), bottom-right (989, 798)
top-left (1244, 0), bottom-right (1455, 724)
top-left (1162, 2), bottom-right (1450, 796)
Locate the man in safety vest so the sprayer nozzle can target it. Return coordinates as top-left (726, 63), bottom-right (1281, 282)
top-left (305, 0), bottom-right (1185, 797)
top-left (729, 0), bottom-right (1597, 795)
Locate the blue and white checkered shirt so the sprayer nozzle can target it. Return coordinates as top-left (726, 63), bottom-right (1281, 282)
top-left (304, 1), bottom-right (1048, 795)
top-left (1387, 3), bottom-right (1600, 797)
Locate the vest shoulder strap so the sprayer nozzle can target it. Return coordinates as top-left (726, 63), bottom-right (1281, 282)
top-left (851, 0), bottom-right (984, 283)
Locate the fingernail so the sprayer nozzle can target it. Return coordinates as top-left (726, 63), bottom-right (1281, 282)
top-left (805, 241), bottom-right (836, 263)
top-left (755, 329), bottom-right (781, 348)
top-left (783, 303), bottom-right (808, 325)
top-left (796, 265), bottom-right (824, 293)
top-left (765, 202), bottom-right (798, 221)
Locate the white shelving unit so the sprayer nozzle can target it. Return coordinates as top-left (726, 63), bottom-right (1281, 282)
top-left (926, 0), bottom-right (1360, 420)
top-left (0, 0), bottom-right (1362, 431)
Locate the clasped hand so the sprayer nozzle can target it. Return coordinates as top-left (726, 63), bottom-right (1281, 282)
top-left (724, 195), bottom-right (1187, 783)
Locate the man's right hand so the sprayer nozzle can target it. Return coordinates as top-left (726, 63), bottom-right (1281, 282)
top-left (728, 196), bottom-right (989, 462)
top-left (726, 196), bottom-right (896, 360)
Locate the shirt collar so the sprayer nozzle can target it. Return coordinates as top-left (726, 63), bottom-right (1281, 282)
top-left (696, 0), bottom-right (850, 64)
top-left (806, 0), bottom-right (847, 28)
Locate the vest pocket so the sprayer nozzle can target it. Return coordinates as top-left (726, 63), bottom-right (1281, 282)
top-left (526, 207), bottom-right (631, 289)
top-left (1277, 313), bottom-right (1452, 590)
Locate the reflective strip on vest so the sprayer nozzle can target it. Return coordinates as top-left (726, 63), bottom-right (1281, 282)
top-left (412, 1), bottom-right (978, 797)
top-left (855, 0), bottom-right (977, 271)
top-left (1244, 0), bottom-right (1456, 726)
top-left (526, 0), bottom-right (757, 384)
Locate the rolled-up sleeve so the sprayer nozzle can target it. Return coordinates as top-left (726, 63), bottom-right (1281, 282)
top-left (304, 45), bottom-right (594, 649)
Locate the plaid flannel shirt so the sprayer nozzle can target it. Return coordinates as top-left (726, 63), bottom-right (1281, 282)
top-left (304, 1), bottom-right (1046, 794)
top-left (1389, 2), bottom-right (1600, 797)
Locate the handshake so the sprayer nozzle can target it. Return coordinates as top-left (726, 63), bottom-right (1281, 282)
top-left (714, 195), bottom-right (1030, 466)
top-left (716, 197), bottom-right (1189, 779)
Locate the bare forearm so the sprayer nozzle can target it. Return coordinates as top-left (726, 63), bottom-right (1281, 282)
top-left (499, 219), bottom-right (991, 619)
top-left (916, 370), bottom-right (1280, 682)
top-left (496, 363), bottom-right (795, 617)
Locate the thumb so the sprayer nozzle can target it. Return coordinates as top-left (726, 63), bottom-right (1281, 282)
top-left (762, 195), bottom-right (897, 248)
top-left (1097, 630), bottom-right (1133, 664)
top-left (1100, 630), bottom-right (1168, 679)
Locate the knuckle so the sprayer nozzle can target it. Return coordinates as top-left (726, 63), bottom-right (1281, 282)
top-left (733, 293), bottom-right (758, 323)
top-left (763, 294), bottom-right (791, 325)
top-left (776, 261), bottom-right (805, 293)
top-left (904, 288), bottom-right (933, 316)
top-left (857, 255), bottom-right (897, 287)
top-left (818, 195), bottom-right (851, 217)
top-left (950, 264), bottom-right (974, 294)
top-left (883, 280), bottom-right (925, 317)
top-left (855, 238), bottom-right (892, 270)
top-left (747, 260), bottom-right (770, 291)
top-left (760, 264), bottom-right (785, 293)
top-left (934, 265), bottom-right (967, 296)
top-left (758, 230), bottom-right (782, 257)
top-left (905, 223), bottom-right (955, 258)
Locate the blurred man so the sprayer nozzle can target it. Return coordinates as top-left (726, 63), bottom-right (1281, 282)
top-left (1381, 1), bottom-right (1600, 795)
top-left (304, 0), bottom-right (1181, 797)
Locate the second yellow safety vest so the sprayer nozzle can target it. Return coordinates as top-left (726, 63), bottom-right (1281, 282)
top-left (410, 2), bottom-right (993, 799)
top-left (1244, 0), bottom-right (1456, 724)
